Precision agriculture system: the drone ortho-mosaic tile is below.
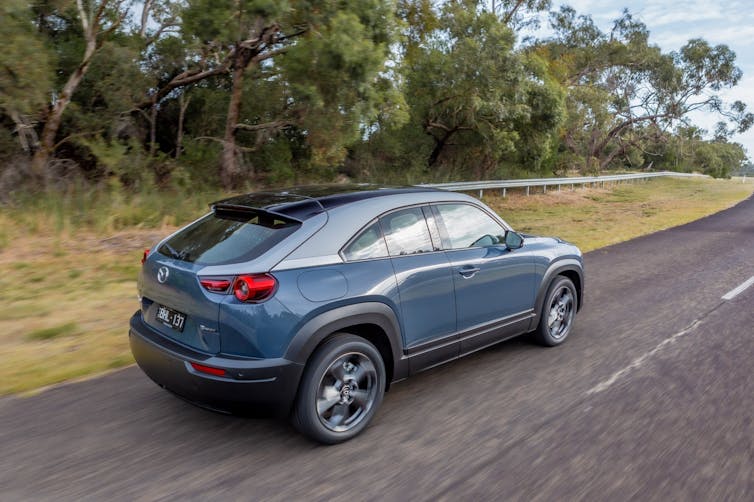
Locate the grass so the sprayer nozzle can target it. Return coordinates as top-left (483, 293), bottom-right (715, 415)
top-left (26, 322), bottom-right (79, 341)
top-left (2, 184), bottom-right (223, 236)
top-left (0, 177), bottom-right (752, 396)
top-left (0, 244), bottom-right (150, 395)
top-left (484, 177), bottom-right (754, 252)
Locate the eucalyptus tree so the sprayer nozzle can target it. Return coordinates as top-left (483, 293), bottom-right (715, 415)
top-left (541, 7), bottom-right (753, 173)
top-left (140, 0), bottom-right (396, 189)
top-left (0, 0), bottom-right (54, 155)
top-left (398, 0), bottom-right (563, 177)
top-left (29, 0), bottom-right (133, 181)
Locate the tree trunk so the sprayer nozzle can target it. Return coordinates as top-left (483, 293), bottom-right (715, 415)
top-left (428, 137), bottom-right (446, 168)
top-left (599, 144), bottom-right (627, 170)
top-left (584, 154), bottom-right (595, 174)
top-left (9, 111), bottom-right (39, 153)
top-left (221, 62), bottom-right (246, 189)
top-left (175, 94), bottom-right (190, 159)
top-left (148, 104), bottom-right (158, 157)
top-left (31, 39), bottom-right (96, 181)
top-left (427, 129), bottom-right (456, 168)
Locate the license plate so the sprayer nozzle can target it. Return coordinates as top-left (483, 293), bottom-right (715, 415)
top-left (156, 304), bottom-right (186, 332)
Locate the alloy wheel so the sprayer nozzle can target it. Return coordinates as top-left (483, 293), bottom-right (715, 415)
top-left (547, 287), bottom-right (575, 340)
top-left (316, 352), bottom-right (378, 433)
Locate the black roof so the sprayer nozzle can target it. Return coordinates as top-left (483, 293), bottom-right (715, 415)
top-left (211, 184), bottom-right (440, 221)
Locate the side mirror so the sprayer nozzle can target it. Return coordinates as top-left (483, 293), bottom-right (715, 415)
top-left (504, 230), bottom-right (524, 250)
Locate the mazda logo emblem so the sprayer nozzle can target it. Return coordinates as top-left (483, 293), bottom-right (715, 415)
top-left (157, 266), bottom-right (170, 284)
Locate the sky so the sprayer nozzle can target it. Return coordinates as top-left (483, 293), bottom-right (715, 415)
top-left (531, 0), bottom-right (754, 157)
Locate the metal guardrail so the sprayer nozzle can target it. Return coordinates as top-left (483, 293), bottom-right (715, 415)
top-left (421, 171), bottom-right (706, 198)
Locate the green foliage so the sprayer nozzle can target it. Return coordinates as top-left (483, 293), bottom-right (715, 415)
top-left (0, 0), bottom-right (750, 193)
top-left (172, 0), bottom-right (398, 186)
top-left (183, 0), bottom-right (289, 44)
top-left (87, 42), bottom-right (150, 117)
top-left (77, 136), bottom-right (156, 189)
top-left (640, 125), bottom-right (747, 178)
top-left (353, 0), bottom-right (563, 181)
top-left (281, 9), bottom-right (389, 166)
top-left (538, 6), bottom-right (752, 174)
top-left (0, 0), bottom-right (54, 116)
top-left (177, 139), bottom-right (223, 186)
top-left (258, 139), bottom-right (296, 186)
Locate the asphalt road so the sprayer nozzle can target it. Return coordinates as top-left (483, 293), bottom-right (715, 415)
top-left (4, 196), bottom-right (754, 501)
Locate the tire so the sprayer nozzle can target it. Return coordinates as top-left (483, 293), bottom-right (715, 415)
top-left (292, 333), bottom-right (386, 444)
top-left (532, 276), bottom-right (577, 347)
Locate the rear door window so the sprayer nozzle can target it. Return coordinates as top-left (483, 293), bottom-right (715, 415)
top-left (158, 211), bottom-right (300, 265)
top-left (342, 221), bottom-right (389, 261)
top-left (379, 207), bottom-right (434, 256)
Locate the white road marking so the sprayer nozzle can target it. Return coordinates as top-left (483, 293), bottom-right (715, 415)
top-left (722, 275), bottom-right (754, 301)
top-left (588, 274), bottom-right (754, 396)
top-left (586, 319), bottom-right (703, 395)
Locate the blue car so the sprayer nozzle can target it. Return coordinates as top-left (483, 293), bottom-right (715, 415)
top-left (130, 185), bottom-right (583, 443)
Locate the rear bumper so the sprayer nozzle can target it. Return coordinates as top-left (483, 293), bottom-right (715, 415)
top-left (129, 312), bottom-right (303, 415)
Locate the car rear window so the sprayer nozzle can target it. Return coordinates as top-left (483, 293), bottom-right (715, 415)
top-left (158, 211), bottom-right (300, 265)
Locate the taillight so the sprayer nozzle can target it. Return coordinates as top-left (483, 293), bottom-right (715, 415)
top-left (141, 249), bottom-right (150, 265)
top-left (200, 278), bottom-right (232, 293)
top-left (190, 362), bottom-right (226, 377)
top-left (233, 274), bottom-right (277, 303)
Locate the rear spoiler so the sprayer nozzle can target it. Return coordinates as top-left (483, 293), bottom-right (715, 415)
top-left (211, 195), bottom-right (326, 223)
top-left (210, 203), bottom-right (302, 224)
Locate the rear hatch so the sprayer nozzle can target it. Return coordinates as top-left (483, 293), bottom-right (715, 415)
top-left (141, 256), bottom-right (223, 353)
top-left (139, 208), bottom-right (302, 354)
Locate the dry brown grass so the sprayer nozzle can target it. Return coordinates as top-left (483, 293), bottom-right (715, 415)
top-left (0, 227), bottom-right (175, 395)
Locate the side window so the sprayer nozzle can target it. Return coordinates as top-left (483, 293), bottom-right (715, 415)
top-left (435, 203), bottom-right (506, 249)
top-left (342, 221), bottom-right (389, 261)
top-left (379, 207), bottom-right (434, 256)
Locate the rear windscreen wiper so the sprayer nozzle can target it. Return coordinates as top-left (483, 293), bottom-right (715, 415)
top-left (160, 242), bottom-right (187, 261)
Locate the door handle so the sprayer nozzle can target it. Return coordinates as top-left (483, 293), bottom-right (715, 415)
top-left (458, 266), bottom-right (480, 278)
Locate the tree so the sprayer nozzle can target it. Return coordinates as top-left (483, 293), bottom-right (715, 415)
top-left (0, 0), bottom-right (54, 155)
top-left (488, 0), bottom-right (551, 30)
top-left (2, 1), bottom-right (751, 191)
top-left (396, 0), bottom-right (563, 177)
top-left (540, 7), bottom-right (753, 173)
top-left (140, 0), bottom-right (396, 189)
top-left (30, 0), bottom-right (132, 181)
